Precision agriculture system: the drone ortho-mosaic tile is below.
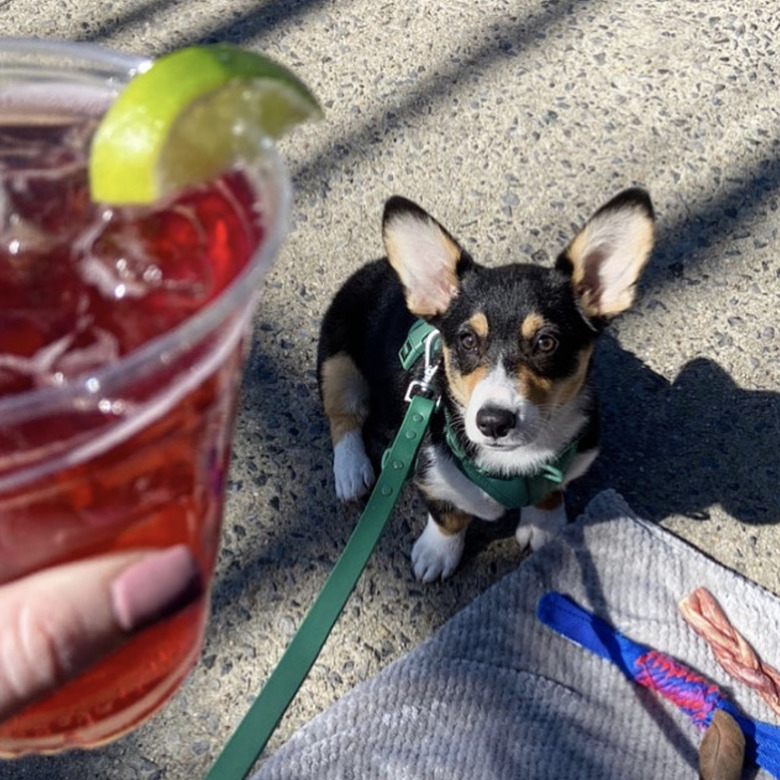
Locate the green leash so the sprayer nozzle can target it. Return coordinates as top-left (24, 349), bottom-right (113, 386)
top-left (204, 327), bottom-right (441, 780)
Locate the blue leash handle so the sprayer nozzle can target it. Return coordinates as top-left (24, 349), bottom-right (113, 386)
top-left (537, 592), bottom-right (780, 777)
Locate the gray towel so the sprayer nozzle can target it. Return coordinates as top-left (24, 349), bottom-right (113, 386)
top-left (252, 491), bottom-right (779, 779)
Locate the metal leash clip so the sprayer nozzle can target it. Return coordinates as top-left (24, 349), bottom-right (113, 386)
top-left (404, 326), bottom-right (441, 405)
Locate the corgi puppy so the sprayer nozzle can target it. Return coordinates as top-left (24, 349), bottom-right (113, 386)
top-left (317, 190), bottom-right (654, 581)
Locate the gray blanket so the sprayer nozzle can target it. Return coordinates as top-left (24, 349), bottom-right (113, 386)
top-left (252, 491), bottom-right (779, 779)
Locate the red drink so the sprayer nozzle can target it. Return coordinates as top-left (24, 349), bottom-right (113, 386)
top-left (0, 41), bottom-right (289, 755)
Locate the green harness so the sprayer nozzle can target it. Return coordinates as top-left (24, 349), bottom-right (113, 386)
top-left (401, 319), bottom-right (577, 509)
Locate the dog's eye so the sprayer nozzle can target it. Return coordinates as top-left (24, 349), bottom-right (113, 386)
top-left (533, 333), bottom-right (558, 355)
top-left (459, 331), bottom-right (479, 352)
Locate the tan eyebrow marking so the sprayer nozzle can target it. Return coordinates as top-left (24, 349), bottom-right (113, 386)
top-left (468, 312), bottom-right (489, 339)
top-left (520, 312), bottom-right (546, 341)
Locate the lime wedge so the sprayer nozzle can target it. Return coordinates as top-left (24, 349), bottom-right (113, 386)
top-left (89, 45), bottom-right (321, 205)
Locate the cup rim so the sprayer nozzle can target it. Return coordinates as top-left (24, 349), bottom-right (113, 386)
top-left (0, 37), bottom-right (291, 426)
top-left (0, 36), bottom-right (149, 73)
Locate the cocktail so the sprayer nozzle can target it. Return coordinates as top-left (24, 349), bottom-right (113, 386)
top-left (0, 38), bottom-right (315, 755)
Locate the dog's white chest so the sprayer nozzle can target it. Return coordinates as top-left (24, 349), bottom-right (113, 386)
top-left (417, 447), bottom-right (506, 522)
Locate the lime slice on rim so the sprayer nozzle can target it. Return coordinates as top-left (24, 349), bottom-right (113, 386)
top-left (89, 44), bottom-right (321, 205)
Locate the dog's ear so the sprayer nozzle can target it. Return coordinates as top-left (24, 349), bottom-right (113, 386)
top-left (557, 188), bottom-right (655, 322)
top-left (382, 196), bottom-right (470, 318)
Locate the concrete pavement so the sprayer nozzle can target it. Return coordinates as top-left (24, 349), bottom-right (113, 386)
top-left (2, 0), bottom-right (778, 777)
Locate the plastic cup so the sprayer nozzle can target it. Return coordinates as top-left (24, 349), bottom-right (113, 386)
top-left (0, 38), bottom-right (290, 755)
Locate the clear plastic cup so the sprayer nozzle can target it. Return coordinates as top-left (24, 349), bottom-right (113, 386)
top-left (0, 38), bottom-right (290, 755)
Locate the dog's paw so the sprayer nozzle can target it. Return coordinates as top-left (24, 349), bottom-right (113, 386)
top-left (333, 431), bottom-right (375, 501)
top-left (411, 515), bottom-right (465, 583)
top-left (515, 503), bottom-right (567, 552)
top-left (514, 523), bottom-right (556, 551)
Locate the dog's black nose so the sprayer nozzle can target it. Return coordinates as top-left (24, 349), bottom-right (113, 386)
top-left (476, 406), bottom-right (516, 439)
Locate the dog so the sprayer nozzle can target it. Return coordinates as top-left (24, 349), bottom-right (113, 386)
top-left (317, 189), bottom-right (654, 581)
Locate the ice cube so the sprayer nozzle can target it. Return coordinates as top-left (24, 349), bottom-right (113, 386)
top-left (0, 118), bottom-right (96, 253)
top-left (51, 324), bottom-right (120, 382)
top-left (76, 203), bottom-right (212, 305)
top-left (0, 318), bottom-right (122, 390)
top-left (0, 330), bottom-right (73, 389)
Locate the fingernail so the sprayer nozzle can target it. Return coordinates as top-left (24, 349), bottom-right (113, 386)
top-left (110, 545), bottom-right (203, 633)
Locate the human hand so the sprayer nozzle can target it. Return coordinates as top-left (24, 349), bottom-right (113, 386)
top-left (0, 545), bottom-right (201, 722)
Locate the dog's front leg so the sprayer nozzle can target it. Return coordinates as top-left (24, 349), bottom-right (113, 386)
top-left (515, 491), bottom-right (568, 551)
top-left (320, 354), bottom-right (376, 501)
top-left (411, 509), bottom-right (470, 583)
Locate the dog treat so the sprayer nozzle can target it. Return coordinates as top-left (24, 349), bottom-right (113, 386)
top-left (698, 709), bottom-right (746, 780)
top-left (679, 587), bottom-right (780, 718)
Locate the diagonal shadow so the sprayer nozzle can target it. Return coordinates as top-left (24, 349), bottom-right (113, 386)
top-left (75, 0), bottom-right (184, 45)
top-left (647, 153), bottom-right (780, 293)
top-left (283, 2), bottom-right (603, 190)
top-left (189, 0), bottom-right (337, 46)
top-left (76, 0), bottom-right (330, 49)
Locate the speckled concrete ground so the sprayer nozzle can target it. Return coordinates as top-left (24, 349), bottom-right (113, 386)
top-left (2, 1), bottom-right (779, 778)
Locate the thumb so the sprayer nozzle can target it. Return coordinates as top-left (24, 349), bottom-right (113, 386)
top-left (0, 545), bottom-right (202, 722)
